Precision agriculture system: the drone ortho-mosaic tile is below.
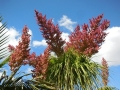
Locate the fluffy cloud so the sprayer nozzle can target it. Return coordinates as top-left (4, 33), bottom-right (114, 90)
top-left (32, 32), bottom-right (69, 47)
top-left (0, 22), bottom-right (20, 48)
top-left (58, 15), bottom-right (77, 32)
top-left (61, 32), bottom-right (69, 42)
top-left (92, 27), bottom-right (120, 66)
top-left (33, 40), bottom-right (47, 47)
top-left (7, 27), bottom-right (20, 46)
top-left (0, 22), bottom-right (33, 48)
top-left (28, 29), bottom-right (32, 37)
top-left (28, 29), bottom-right (32, 36)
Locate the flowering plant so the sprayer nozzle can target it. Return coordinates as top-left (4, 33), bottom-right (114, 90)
top-left (8, 10), bottom-right (112, 90)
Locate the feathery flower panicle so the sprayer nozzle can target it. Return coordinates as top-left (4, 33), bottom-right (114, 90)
top-left (8, 45), bottom-right (15, 52)
top-left (35, 10), bottom-right (65, 56)
top-left (102, 58), bottom-right (109, 86)
top-left (65, 14), bottom-right (110, 57)
top-left (30, 46), bottom-right (50, 80)
top-left (9, 26), bottom-right (30, 71)
top-left (28, 52), bottom-right (37, 66)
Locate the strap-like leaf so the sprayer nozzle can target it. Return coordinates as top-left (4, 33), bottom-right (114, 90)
top-left (0, 56), bottom-right (10, 67)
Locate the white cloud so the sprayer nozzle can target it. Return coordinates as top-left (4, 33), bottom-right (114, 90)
top-left (7, 27), bottom-right (20, 46)
top-left (61, 32), bottom-right (69, 42)
top-left (92, 27), bottom-right (120, 66)
top-left (28, 29), bottom-right (32, 47)
top-left (0, 22), bottom-right (20, 47)
top-left (0, 22), bottom-right (33, 48)
top-left (58, 15), bottom-right (77, 32)
top-left (33, 40), bottom-right (47, 47)
top-left (32, 32), bottom-right (69, 47)
top-left (28, 29), bottom-right (32, 36)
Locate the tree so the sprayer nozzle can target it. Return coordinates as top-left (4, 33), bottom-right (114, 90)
top-left (6, 10), bottom-right (118, 90)
top-left (33, 10), bottom-right (110, 90)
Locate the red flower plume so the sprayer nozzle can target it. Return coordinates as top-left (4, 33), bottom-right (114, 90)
top-left (9, 26), bottom-right (30, 71)
top-left (30, 46), bottom-right (50, 80)
top-left (102, 58), bottom-right (109, 86)
top-left (65, 14), bottom-right (110, 56)
top-left (35, 10), bottom-right (65, 56)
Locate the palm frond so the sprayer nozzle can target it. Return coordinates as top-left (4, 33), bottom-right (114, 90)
top-left (0, 70), bottom-right (39, 90)
top-left (98, 86), bottom-right (119, 90)
top-left (0, 56), bottom-right (10, 68)
top-left (29, 79), bottom-right (56, 90)
top-left (0, 16), bottom-right (9, 68)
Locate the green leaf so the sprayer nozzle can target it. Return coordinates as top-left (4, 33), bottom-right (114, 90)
top-left (0, 56), bottom-right (10, 68)
top-left (46, 49), bottom-right (102, 90)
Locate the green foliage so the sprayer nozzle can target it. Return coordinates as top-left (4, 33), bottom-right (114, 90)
top-left (0, 16), bottom-right (9, 59)
top-left (0, 56), bottom-right (10, 68)
top-left (46, 49), bottom-right (102, 90)
top-left (0, 14), bottom-right (117, 90)
top-left (0, 16), bottom-right (9, 68)
top-left (29, 79), bottom-right (56, 90)
top-left (0, 66), bottom-right (40, 90)
top-left (98, 86), bottom-right (118, 90)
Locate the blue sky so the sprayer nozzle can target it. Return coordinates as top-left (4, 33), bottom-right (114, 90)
top-left (0, 0), bottom-right (120, 89)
